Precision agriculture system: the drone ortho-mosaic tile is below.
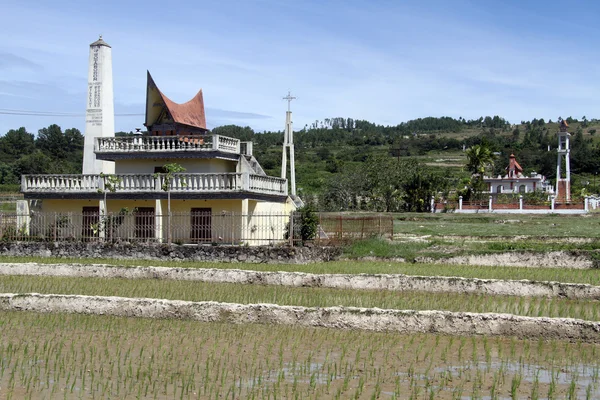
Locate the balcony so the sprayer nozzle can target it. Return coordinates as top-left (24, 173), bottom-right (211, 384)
top-left (21, 173), bottom-right (288, 199)
top-left (94, 135), bottom-right (242, 160)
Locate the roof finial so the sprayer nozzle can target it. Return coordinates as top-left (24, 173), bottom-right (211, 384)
top-left (99, 34), bottom-right (102, 40)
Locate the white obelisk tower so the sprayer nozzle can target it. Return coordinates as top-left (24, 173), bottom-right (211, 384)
top-left (556, 118), bottom-right (571, 202)
top-left (82, 35), bottom-right (115, 174)
top-left (281, 91), bottom-right (296, 196)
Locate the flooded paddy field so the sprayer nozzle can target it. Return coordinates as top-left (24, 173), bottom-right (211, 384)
top-left (0, 312), bottom-right (599, 399)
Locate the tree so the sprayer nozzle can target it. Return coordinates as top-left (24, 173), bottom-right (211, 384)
top-left (464, 144), bottom-right (495, 200)
top-left (36, 124), bottom-right (68, 159)
top-left (155, 163), bottom-right (186, 243)
top-left (0, 127), bottom-right (35, 162)
top-left (96, 173), bottom-right (125, 241)
top-left (401, 166), bottom-right (447, 212)
top-left (211, 125), bottom-right (255, 141)
top-left (465, 144), bottom-right (495, 176)
top-left (35, 125), bottom-right (84, 173)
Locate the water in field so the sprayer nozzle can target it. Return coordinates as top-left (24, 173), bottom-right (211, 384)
top-left (1, 312), bottom-right (599, 399)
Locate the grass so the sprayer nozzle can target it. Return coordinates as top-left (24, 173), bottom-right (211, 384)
top-left (345, 237), bottom-right (600, 260)
top-left (1, 275), bottom-right (600, 321)
top-left (0, 201), bottom-right (16, 212)
top-left (2, 255), bottom-right (600, 285)
top-left (393, 213), bottom-right (600, 238)
top-left (0, 311), bottom-right (598, 399)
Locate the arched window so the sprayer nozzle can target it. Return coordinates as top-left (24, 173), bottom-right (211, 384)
top-left (519, 185), bottom-right (526, 193)
top-left (496, 185), bottom-right (502, 193)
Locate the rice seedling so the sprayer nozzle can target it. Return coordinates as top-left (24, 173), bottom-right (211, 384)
top-left (3, 255), bottom-right (600, 289)
top-left (0, 310), bottom-right (573, 400)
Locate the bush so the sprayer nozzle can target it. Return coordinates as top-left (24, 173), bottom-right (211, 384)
top-left (299, 206), bottom-right (319, 242)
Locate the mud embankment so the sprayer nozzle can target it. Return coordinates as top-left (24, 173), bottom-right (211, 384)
top-left (1, 263), bottom-right (599, 300)
top-left (415, 251), bottom-right (595, 269)
top-left (1, 293), bottom-right (599, 342)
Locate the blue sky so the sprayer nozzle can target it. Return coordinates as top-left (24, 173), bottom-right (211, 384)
top-left (1, 0), bottom-right (599, 135)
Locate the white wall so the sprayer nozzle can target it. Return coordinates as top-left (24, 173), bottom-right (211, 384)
top-left (114, 158), bottom-right (236, 174)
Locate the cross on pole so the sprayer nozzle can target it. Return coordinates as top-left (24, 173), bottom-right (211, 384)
top-left (283, 91), bottom-right (296, 112)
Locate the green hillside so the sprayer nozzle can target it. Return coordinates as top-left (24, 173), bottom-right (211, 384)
top-left (2, 115), bottom-right (599, 210)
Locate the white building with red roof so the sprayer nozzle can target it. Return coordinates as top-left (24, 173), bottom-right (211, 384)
top-left (483, 154), bottom-right (552, 194)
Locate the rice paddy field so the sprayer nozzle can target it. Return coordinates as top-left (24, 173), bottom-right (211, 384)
top-left (1, 212), bottom-right (600, 399)
top-left (393, 213), bottom-right (600, 238)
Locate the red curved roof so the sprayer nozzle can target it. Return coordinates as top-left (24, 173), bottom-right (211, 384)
top-left (145, 71), bottom-right (207, 131)
top-left (160, 88), bottom-right (206, 130)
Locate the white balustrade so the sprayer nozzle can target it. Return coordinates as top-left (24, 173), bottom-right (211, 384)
top-left (216, 136), bottom-right (241, 153)
top-left (95, 135), bottom-right (241, 154)
top-left (249, 175), bottom-right (288, 195)
top-left (22, 173), bottom-right (286, 196)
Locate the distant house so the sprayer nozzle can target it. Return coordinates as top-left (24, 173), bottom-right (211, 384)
top-left (483, 154), bottom-right (552, 194)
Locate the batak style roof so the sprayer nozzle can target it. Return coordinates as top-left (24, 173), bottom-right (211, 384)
top-left (507, 154), bottom-right (523, 172)
top-left (506, 154), bottom-right (523, 178)
top-left (145, 71), bottom-right (207, 131)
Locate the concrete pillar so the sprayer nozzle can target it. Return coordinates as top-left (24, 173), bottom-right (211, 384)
top-left (430, 196), bottom-right (435, 213)
top-left (241, 199), bottom-right (249, 243)
top-left (488, 196), bottom-right (493, 212)
top-left (16, 200), bottom-right (30, 235)
top-left (98, 199), bottom-right (107, 240)
top-left (585, 196), bottom-right (589, 212)
top-left (241, 173), bottom-right (250, 191)
top-left (519, 195), bottom-right (523, 211)
top-left (155, 199), bottom-right (163, 243)
top-left (459, 196), bottom-right (463, 211)
top-left (551, 196), bottom-right (555, 210)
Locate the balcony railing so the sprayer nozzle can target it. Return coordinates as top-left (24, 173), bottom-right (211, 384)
top-left (22, 173), bottom-right (288, 197)
top-left (95, 134), bottom-right (241, 155)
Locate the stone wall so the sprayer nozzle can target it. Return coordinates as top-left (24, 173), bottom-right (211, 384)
top-left (0, 242), bottom-right (341, 264)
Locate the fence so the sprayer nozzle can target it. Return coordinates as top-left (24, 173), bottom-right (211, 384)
top-left (0, 211), bottom-right (394, 246)
top-left (0, 211), bottom-right (290, 246)
top-left (293, 213), bottom-right (394, 245)
top-left (434, 195), bottom-right (587, 214)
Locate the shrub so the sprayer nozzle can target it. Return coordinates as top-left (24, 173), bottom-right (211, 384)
top-left (299, 206), bottom-right (319, 243)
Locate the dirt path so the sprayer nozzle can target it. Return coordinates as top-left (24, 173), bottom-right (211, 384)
top-left (1, 263), bottom-right (599, 299)
top-left (1, 293), bottom-right (599, 342)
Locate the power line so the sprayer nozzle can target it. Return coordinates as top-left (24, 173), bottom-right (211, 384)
top-left (0, 108), bottom-right (144, 117)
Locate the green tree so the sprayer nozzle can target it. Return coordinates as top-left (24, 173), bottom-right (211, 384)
top-left (464, 144), bottom-right (495, 200)
top-left (155, 163), bottom-right (187, 243)
top-left (211, 125), bottom-right (255, 141)
top-left (465, 144), bottom-right (495, 176)
top-left (35, 125), bottom-right (84, 173)
top-left (0, 127), bottom-right (35, 162)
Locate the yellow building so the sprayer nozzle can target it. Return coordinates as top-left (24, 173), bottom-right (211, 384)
top-left (18, 73), bottom-right (296, 245)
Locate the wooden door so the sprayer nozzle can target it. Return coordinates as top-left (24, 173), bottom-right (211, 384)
top-left (82, 206), bottom-right (99, 240)
top-left (191, 208), bottom-right (211, 242)
top-left (135, 207), bottom-right (155, 239)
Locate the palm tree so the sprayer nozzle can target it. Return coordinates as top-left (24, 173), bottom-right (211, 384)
top-left (464, 144), bottom-right (495, 201)
top-left (465, 144), bottom-right (495, 177)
